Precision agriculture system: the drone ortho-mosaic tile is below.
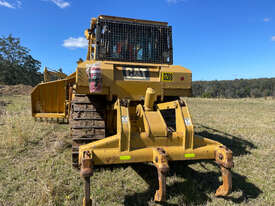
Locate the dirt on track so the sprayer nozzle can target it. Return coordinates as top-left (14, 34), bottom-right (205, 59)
top-left (0, 84), bottom-right (33, 96)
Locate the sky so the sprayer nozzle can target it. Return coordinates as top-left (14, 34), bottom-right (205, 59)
top-left (0, 0), bottom-right (275, 81)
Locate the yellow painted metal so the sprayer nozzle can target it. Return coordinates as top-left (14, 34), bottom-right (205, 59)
top-left (31, 80), bottom-right (66, 117)
top-left (80, 144), bottom-right (219, 165)
top-left (44, 67), bottom-right (67, 82)
top-left (136, 104), bottom-right (168, 138)
top-left (114, 99), bottom-right (131, 152)
top-left (31, 75), bottom-right (75, 119)
top-left (78, 92), bottom-right (233, 205)
top-left (78, 96), bottom-right (223, 166)
top-left (144, 87), bottom-right (157, 111)
top-left (157, 100), bottom-right (194, 149)
top-left (33, 113), bottom-right (66, 118)
top-left (75, 61), bottom-right (192, 100)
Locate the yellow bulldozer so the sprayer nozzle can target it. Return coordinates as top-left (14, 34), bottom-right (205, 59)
top-left (43, 67), bottom-right (67, 83)
top-left (31, 15), bottom-right (233, 205)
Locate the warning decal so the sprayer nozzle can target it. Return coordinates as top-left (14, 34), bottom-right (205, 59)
top-left (161, 72), bottom-right (173, 82)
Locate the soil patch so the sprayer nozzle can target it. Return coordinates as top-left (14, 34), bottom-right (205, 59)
top-left (0, 84), bottom-right (33, 96)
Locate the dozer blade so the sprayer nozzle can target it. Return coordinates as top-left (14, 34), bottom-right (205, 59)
top-left (31, 79), bottom-right (68, 119)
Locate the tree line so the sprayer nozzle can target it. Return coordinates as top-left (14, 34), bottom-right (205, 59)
top-left (0, 35), bottom-right (43, 86)
top-left (192, 78), bottom-right (275, 98)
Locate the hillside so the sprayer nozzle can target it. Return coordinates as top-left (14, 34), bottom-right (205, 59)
top-left (0, 95), bottom-right (274, 206)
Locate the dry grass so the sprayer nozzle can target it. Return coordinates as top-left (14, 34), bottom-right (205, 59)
top-left (0, 96), bottom-right (274, 206)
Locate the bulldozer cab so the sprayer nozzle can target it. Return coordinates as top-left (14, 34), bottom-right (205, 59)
top-left (85, 15), bottom-right (173, 64)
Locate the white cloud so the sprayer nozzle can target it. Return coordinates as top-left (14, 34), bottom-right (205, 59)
top-left (272, 36), bottom-right (275, 41)
top-left (50, 0), bottom-right (70, 8)
top-left (0, 0), bottom-right (22, 9)
top-left (0, 0), bottom-right (15, 8)
top-left (16, 0), bottom-right (22, 8)
top-left (264, 18), bottom-right (271, 22)
top-left (167, 0), bottom-right (186, 3)
top-left (63, 37), bottom-right (88, 49)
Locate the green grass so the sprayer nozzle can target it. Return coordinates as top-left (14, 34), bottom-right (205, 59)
top-left (0, 96), bottom-right (274, 206)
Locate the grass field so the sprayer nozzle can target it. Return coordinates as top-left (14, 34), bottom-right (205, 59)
top-left (0, 95), bottom-right (274, 206)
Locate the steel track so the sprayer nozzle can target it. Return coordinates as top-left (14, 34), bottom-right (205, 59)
top-left (70, 94), bottom-right (106, 168)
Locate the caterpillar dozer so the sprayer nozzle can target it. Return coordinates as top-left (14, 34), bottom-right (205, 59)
top-left (31, 15), bottom-right (234, 205)
top-left (43, 67), bottom-right (67, 82)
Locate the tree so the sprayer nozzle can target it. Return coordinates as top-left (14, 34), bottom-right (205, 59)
top-left (192, 78), bottom-right (275, 99)
top-left (250, 88), bottom-right (262, 98)
top-left (0, 34), bottom-right (42, 86)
